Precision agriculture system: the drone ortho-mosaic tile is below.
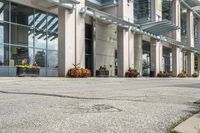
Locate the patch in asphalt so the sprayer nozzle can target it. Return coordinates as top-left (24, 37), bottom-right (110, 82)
top-left (92, 104), bottom-right (122, 112)
top-left (64, 104), bottom-right (122, 114)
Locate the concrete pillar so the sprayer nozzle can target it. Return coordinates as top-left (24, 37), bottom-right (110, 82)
top-left (58, 1), bottom-right (85, 77)
top-left (186, 9), bottom-right (195, 76)
top-left (117, 0), bottom-right (134, 76)
top-left (134, 34), bottom-right (142, 75)
top-left (172, 46), bottom-right (181, 76)
top-left (117, 28), bottom-right (129, 76)
top-left (172, 0), bottom-right (182, 76)
top-left (198, 55), bottom-right (200, 76)
top-left (150, 39), bottom-right (163, 76)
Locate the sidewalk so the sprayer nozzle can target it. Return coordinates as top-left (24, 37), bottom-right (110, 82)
top-left (172, 112), bottom-right (200, 133)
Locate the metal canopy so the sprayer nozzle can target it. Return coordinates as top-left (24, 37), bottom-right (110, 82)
top-left (80, 7), bottom-right (139, 29)
top-left (181, 0), bottom-right (200, 7)
top-left (165, 37), bottom-right (199, 53)
top-left (141, 20), bottom-right (179, 36)
top-left (80, 7), bottom-right (200, 54)
top-left (180, 0), bottom-right (200, 18)
top-left (32, 0), bottom-right (79, 10)
top-left (86, 0), bottom-right (118, 8)
top-left (45, 0), bottom-right (80, 4)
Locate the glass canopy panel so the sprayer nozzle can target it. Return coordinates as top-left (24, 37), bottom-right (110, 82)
top-left (81, 7), bottom-right (139, 29)
top-left (81, 7), bottom-right (200, 54)
top-left (180, 0), bottom-right (200, 22)
top-left (86, 0), bottom-right (118, 7)
top-left (141, 20), bottom-right (179, 36)
top-left (181, 0), bottom-right (200, 7)
top-left (47, 0), bottom-right (80, 4)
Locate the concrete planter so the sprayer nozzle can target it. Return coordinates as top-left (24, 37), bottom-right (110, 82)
top-left (96, 70), bottom-right (109, 77)
top-left (16, 66), bottom-right (40, 77)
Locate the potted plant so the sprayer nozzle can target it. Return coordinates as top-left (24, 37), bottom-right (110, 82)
top-left (16, 58), bottom-right (40, 77)
top-left (67, 64), bottom-right (91, 78)
top-left (125, 68), bottom-right (139, 78)
top-left (157, 71), bottom-right (171, 78)
top-left (192, 72), bottom-right (199, 78)
top-left (177, 71), bottom-right (188, 78)
top-left (96, 66), bottom-right (109, 77)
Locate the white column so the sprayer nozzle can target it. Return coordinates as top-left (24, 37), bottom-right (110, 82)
top-left (75, 1), bottom-right (85, 68)
top-left (186, 10), bottom-right (195, 76)
top-left (117, 0), bottom-right (134, 77)
top-left (117, 27), bottom-right (129, 76)
top-left (58, 1), bottom-right (85, 77)
top-left (150, 39), bottom-right (163, 76)
top-left (172, 0), bottom-right (182, 76)
top-left (134, 34), bottom-right (142, 75)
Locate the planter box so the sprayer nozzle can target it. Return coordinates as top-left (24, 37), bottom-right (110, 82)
top-left (16, 67), bottom-right (40, 77)
top-left (96, 70), bottom-right (109, 77)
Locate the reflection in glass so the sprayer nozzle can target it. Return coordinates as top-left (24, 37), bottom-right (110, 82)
top-left (142, 41), bottom-right (151, 76)
top-left (35, 49), bottom-right (46, 67)
top-left (10, 46), bottom-right (33, 66)
top-left (0, 1), bottom-right (58, 76)
top-left (47, 50), bottom-right (58, 68)
top-left (48, 31), bottom-right (58, 50)
top-left (47, 13), bottom-right (58, 32)
top-left (163, 47), bottom-right (172, 72)
top-left (11, 3), bottom-right (34, 26)
top-left (0, 44), bottom-right (9, 66)
top-left (35, 10), bottom-right (47, 30)
top-left (35, 28), bottom-right (47, 49)
top-left (0, 0), bottom-right (9, 21)
top-left (0, 45), bottom-right (3, 65)
top-left (0, 22), bottom-right (9, 44)
top-left (11, 24), bottom-right (34, 46)
top-left (47, 13), bottom-right (58, 50)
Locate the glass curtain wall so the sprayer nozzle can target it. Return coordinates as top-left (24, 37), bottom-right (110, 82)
top-left (134, 0), bottom-right (151, 23)
top-left (0, 0), bottom-right (58, 76)
top-left (162, 0), bottom-right (172, 20)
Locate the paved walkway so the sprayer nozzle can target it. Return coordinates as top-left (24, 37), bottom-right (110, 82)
top-left (0, 78), bottom-right (200, 133)
top-left (173, 112), bottom-right (200, 133)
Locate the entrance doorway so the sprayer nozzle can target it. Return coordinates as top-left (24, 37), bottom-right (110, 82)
top-left (142, 41), bottom-right (151, 76)
top-left (85, 24), bottom-right (93, 75)
top-left (163, 47), bottom-right (172, 72)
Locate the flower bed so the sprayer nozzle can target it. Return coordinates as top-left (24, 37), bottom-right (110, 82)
top-left (67, 64), bottom-right (91, 78)
top-left (177, 71), bottom-right (188, 78)
top-left (125, 68), bottom-right (139, 78)
top-left (157, 71), bottom-right (171, 78)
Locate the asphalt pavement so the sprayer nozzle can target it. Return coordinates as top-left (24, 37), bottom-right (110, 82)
top-left (0, 78), bottom-right (200, 133)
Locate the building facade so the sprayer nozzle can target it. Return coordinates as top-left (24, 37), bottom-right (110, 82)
top-left (0, 0), bottom-right (199, 77)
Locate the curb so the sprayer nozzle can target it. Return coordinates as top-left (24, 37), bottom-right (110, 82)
top-left (172, 112), bottom-right (200, 133)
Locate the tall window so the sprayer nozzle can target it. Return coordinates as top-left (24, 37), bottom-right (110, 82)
top-left (163, 47), bottom-right (172, 72)
top-left (162, 0), bottom-right (172, 20)
top-left (194, 18), bottom-right (198, 41)
top-left (0, 0), bottom-right (58, 76)
top-left (134, 0), bottom-right (151, 23)
top-left (181, 10), bottom-right (187, 36)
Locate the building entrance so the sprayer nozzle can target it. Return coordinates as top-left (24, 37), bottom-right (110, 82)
top-left (142, 41), bottom-right (151, 76)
